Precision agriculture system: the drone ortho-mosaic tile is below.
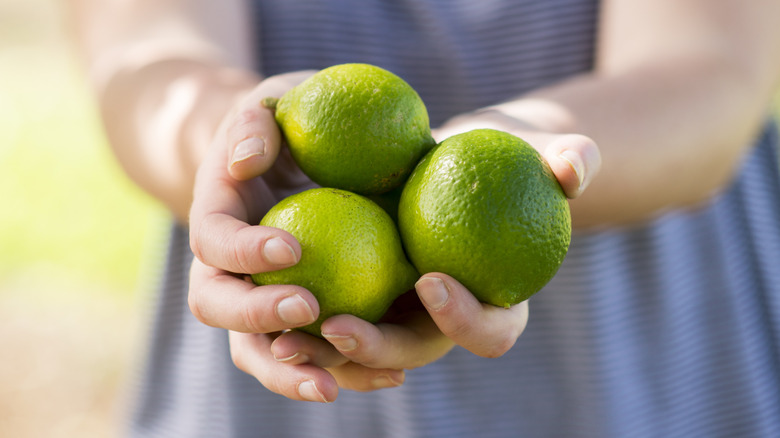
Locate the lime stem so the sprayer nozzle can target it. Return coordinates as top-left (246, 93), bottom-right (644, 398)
top-left (261, 96), bottom-right (279, 111)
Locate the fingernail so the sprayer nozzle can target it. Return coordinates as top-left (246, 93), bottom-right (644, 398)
top-left (559, 150), bottom-right (586, 189)
top-left (322, 334), bottom-right (358, 352)
top-left (277, 295), bottom-right (315, 326)
top-left (371, 371), bottom-right (404, 389)
top-left (273, 351), bottom-right (310, 364)
top-left (231, 137), bottom-right (265, 166)
top-left (298, 380), bottom-right (329, 403)
top-left (263, 237), bottom-right (298, 265)
top-left (416, 277), bottom-right (449, 311)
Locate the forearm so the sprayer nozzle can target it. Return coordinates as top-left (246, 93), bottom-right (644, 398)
top-left (98, 60), bottom-right (259, 222)
top-left (494, 57), bottom-right (776, 228)
top-left (488, 0), bottom-right (780, 228)
top-left (69, 0), bottom-right (258, 223)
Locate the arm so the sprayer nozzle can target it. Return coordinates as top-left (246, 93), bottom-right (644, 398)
top-left (472, 0), bottom-right (780, 227)
top-left (260, 0), bottom-right (780, 400)
top-left (69, 0), bottom-right (259, 223)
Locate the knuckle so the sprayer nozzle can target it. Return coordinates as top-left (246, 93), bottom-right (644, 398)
top-left (440, 317), bottom-right (473, 343)
top-left (480, 329), bottom-right (520, 359)
top-left (439, 310), bottom-right (523, 358)
top-left (343, 341), bottom-right (380, 367)
top-left (229, 108), bottom-right (268, 145)
top-left (348, 350), bottom-right (382, 369)
top-left (232, 241), bottom-right (253, 274)
top-left (229, 342), bottom-right (249, 373)
top-left (190, 213), bottom-right (221, 265)
top-left (240, 304), bottom-right (266, 334)
top-left (480, 335), bottom-right (516, 359)
top-left (234, 108), bottom-right (263, 129)
top-left (232, 227), bottom-right (265, 275)
top-left (189, 223), bottom-right (205, 262)
top-left (272, 374), bottom-right (295, 398)
top-left (187, 287), bottom-right (210, 326)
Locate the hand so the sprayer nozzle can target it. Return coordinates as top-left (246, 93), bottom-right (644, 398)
top-left (264, 271), bottom-right (530, 391)
top-left (255, 115), bottom-right (598, 402)
top-left (187, 70), bottom-right (411, 403)
top-left (433, 107), bottom-right (601, 198)
top-left (188, 74), bottom-right (601, 402)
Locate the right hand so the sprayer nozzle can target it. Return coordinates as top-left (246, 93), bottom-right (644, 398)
top-left (187, 71), bottom-right (406, 402)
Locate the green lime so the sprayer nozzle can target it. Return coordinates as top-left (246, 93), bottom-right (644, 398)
top-left (252, 188), bottom-right (419, 337)
top-left (269, 63), bottom-right (435, 195)
top-left (398, 129), bottom-right (571, 307)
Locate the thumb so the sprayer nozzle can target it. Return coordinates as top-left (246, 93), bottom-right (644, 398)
top-left (226, 71), bottom-right (316, 181)
top-left (542, 134), bottom-right (601, 199)
top-left (226, 94), bottom-right (283, 181)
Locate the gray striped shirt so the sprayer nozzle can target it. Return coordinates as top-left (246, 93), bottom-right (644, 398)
top-left (127, 1), bottom-right (780, 436)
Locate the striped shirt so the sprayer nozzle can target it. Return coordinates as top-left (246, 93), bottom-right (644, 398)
top-left (127, 1), bottom-right (780, 437)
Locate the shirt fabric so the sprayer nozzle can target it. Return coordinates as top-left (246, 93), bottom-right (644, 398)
top-left (126, 1), bottom-right (780, 437)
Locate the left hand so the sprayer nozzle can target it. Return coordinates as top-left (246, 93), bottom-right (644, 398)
top-left (253, 115), bottom-right (601, 398)
top-left (263, 272), bottom-right (529, 393)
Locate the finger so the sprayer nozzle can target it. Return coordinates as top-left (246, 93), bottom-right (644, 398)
top-left (269, 328), bottom-right (407, 392)
top-left (543, 133), bottom-right (601, 198)
top-left (190, 207), bottom-right (301, 274)
top-left (190, 122), bottom-right (302, 274)
top-left (189, 73), bottom-right (319, 274)
top-left (191, 156), bottom-right (303, 276)
top-left (270, 330), bottom-right (350, 368)
top-left (415, 273), bottom-right (529, 358)
top-left (320, 313), bottom-right (454, 370)
top-left (188, 258), bottom-right (318, 333)
top-left (227, 71), bottom-right (316, 181)
top-left (229, 331), bottom-right (337, 403)
top-left (226, 100), bottom-right (282, 181)
top-left (327, 362), bottom-right (405, 392)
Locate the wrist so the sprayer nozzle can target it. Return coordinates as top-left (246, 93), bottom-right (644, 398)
top-left (434, 98), bottom-right (576, 143)
top-left (177, 66), bottom-right (261, 165)
top-left (100, 60), bottom-right (261, 224)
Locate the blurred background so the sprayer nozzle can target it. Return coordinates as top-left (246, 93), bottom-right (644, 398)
top-left (2, 1), bottom-right (780, 438)
top-left (1, 0), bottom-right (168, 436)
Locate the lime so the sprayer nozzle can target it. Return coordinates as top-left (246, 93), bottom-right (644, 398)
top-left (252, 188), bottom-right (419, 337)
top-left (269, 63), bottom-right (435, 195)
top-left (398, 129), bottom-right (571, 307)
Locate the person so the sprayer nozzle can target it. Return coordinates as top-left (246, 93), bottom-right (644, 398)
top-left (69, 0), bottom-right (780, 436)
